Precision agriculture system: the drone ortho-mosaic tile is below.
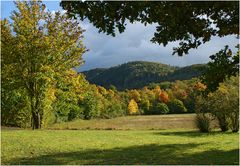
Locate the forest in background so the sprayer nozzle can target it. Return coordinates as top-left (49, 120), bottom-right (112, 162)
top-left (82, 61), bottom-right (206, 90)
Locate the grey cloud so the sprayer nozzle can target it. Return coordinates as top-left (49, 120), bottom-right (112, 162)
top-left (78, 21), bottom-right (238, 72)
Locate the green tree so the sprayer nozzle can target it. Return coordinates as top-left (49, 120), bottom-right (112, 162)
top-left (53, 72), bottom-right (88, 122)
top-left (168, 99), bottom-right (187, 114)
top-left (140, 99), bottom-right (150, 114)
top-left (201, 45), bottom-right (239, 92)
top-left (155, 103), bottom-right (169, 115)
top-left (61, 1), bottom-right (238, 55)
top-left (1, 1), bottom-right (85, 129)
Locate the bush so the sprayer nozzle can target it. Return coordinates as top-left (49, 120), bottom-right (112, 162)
top-left (224, 77), bottom-right (239, 132)
top-left (154, 103), bottom-right (169, 114)
top-left (229, 112), bottom-right (239, 132)
top-left (168, 99), bottom-right (187, 114)
top-left (196, 113), bottom-right (212, 132)
top-left (195, 94), bottom-right (230, 132)
top-left (202, 76), bottom-right (239, 132)
top-left (216, 114), bottom-right (229, 132)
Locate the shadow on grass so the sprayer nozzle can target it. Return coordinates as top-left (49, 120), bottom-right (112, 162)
top-left (7, 143), bottom-right (239, 165)
top-left (154, 130), bottom-right (237, 138)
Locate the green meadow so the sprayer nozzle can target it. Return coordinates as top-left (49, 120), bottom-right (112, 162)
top-left (1, 115), bottom-right (239, 165)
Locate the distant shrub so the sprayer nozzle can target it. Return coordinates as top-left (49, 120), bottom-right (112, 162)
top-left (168, 99), bottom-right (187, 114)
top-left (154, 103), bottom-right (169, 115)
top-left (196, 113), bottom-right (212, 133)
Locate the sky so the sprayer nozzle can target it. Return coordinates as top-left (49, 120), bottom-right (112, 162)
top-left (1, 0), bottom-right (239, 71)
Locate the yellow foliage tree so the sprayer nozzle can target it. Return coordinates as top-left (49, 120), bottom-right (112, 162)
top-left (1, 1), bottom-right (86, 129)
top-left (128, 99), bottom-right (139, 115)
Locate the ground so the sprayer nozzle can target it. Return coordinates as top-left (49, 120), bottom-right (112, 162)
top-left (1, 114), bottom-right (239, 165)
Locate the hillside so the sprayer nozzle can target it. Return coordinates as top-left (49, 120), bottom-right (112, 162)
top-left (82, 61), bottom-right (206, 90)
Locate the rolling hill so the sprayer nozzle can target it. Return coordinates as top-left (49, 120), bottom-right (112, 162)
top-left (82, 61), bottom-right (206, 90)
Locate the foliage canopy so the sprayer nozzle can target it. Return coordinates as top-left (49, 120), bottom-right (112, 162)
top-left (61, 1), bottom-right (239, 55)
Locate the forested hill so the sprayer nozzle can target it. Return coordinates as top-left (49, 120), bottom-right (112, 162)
top-left (82, 61), bottom-right (206, 90)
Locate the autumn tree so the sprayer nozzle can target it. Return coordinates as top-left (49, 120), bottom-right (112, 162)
top-left (1, 1), bottom-right (85, 129)
top-left (153, 85), bottom-right (162, 101)
top-left (159, 91), bottom-right (169, 103)
top-left (194, 82), bottom-right (207, 92)
top-left (61, 1), bottom-right (239, 56)
top-left (128, 99), bottom-right (139, 115)
top-left (128, 89), bottom-right (141, 102)
top-left (141, 86), bottom-right (155, 103)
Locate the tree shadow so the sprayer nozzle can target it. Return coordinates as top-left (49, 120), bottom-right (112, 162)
top-left (154, 130), bottom-right (237, 138)
top-left (6, 143), bottom-right (239, 165)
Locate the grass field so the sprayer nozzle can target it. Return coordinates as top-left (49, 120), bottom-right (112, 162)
top-left (1, 114), bottom-right (239, 165)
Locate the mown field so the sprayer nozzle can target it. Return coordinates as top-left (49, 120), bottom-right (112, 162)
top-left (49, 114), bottom-right (199, 130)
top-left (1, 114), bottom-right (239, 165)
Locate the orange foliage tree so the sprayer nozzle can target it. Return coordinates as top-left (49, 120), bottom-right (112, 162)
top-left (159, 91), bottom-right (169, 103)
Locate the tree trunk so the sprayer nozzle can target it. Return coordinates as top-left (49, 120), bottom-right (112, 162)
top-left (31, 96), bottom-right (41, 129)
top-left (32, 112), bottom-right (41, 129)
